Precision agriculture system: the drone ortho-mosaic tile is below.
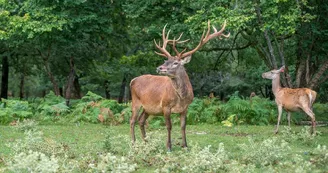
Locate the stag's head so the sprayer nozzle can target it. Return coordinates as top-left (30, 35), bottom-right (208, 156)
top-left (154, 21), bottom-right (230, 78)
top-left (262, 66), bottom-right (285, 80)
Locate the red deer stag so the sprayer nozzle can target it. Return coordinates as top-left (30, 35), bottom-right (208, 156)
top-left (130, 21), bottom-right (230, 151)
top-left (262, 66), bottom-right (317, 134)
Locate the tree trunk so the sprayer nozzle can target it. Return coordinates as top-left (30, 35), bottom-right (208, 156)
top-left (309, 59), bottom-right (328, 89)
top-left (1, 56), bottom-right (9, 99)
top-left (118, 74), bottom-right (127, 103)
top-left (65, 56), bottom-right (75, 106)
top-left (37, 48), bottom-right (60, 96)
top-left (45, 62), bottom-right (60, 96)
top-left (255, 5), bottom-right (277, 69)
top-left (104, 80), bottom-right (110, 99)
top-left (295, 59), bottom-right (306, 88)
top-left (19, 72), bottom-right (25, 100)
top-left (74, 75), bottom-right (82, 99)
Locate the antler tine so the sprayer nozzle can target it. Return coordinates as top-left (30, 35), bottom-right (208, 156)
top-left (203, 20), bottom-right (229, 42)
top-left (179, 30), bottom-right (206, 59)
top-left (175, 33), bottom-right (190, 44)
top-left (154, 24), bottom-right (173, 58)
top-left (171, 38), bottom-right (180, 57)
top-left (180, 20), bottom-right (229, 59)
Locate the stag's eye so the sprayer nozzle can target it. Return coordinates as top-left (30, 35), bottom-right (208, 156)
top-left (173, 62), bottom-right (179, 65)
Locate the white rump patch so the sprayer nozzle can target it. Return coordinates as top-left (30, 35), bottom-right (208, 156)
top-left (309, 92), bottom-right (312, 103)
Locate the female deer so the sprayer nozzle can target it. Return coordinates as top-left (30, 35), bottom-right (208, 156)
top-left (262, 66), bottom-right (317, 134)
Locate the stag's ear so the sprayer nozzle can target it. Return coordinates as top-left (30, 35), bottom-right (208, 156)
top-left (279, 66), bottom-right (285, 72)
top-left (180, 55), bottom-right (191, 65)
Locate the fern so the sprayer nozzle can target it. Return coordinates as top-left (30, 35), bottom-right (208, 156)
top-left (81, 91), bottom-right (103, 102)
top-left (0, 99), bottom-right (33, 124)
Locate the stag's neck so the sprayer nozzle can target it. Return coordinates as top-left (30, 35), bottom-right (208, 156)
top-left (171, 67), bottom-right (193, 99)
top-left (272, 74), bottom-right (282, 96)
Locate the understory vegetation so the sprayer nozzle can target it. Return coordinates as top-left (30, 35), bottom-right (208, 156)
top-left (1, 91), bottom-right (327, 126)
top-left (0, 92), bottom-right (328, 172)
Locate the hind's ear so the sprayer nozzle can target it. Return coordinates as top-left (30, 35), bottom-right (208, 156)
top-left (181, 55), bottom-right (191, 65)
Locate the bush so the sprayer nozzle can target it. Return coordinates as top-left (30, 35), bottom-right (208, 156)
top-left (0, 99), bottom-right (33, 124)
top-left (7, 151), bottom-right (59, 173)
top-left (280, 126), bottom-right (318, 146)
top-left (34, 92), bottom-right (69, 121)
top-left (89, 153), bottom-right (137, 173)
top-left (157, 143), bottom-right (229, 173)
top-left (239, 137), bottom-right (290, 167)
top-left (220, 93), bottom-right (276, 125)
top-left (187, 97), bottom-right (223, 124)
top-left (70, 92), bottom-right (129, 124)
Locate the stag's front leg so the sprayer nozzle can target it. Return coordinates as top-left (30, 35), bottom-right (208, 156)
top-left (138, 111), bottom-right (149, 142)
top-left (180, 110), bottom-right (187, 148)
top-left (275, 105), bottom-right (283, 134)
top-left (163, 108), bottom-right (172, 152)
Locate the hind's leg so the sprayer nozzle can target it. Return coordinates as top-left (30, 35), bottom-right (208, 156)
top-left (301, 106), bottom-right (316, 135)
top-left (275, 105), bottom-right (283, 134)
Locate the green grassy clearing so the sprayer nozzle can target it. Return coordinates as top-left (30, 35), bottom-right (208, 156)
top-left (1, 123), bottom-right (327, 172)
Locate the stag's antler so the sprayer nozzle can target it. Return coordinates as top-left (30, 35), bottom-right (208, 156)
top-left (180, 20), bottom-right (230, 59)
top-left (154, 24), bottom-right (173, 58)
top-left (154, 20), bottom-right (230, 60)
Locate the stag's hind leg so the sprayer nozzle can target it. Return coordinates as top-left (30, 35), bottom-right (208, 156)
top-left (138, 110), bottom-right (149, 141)
top-left (130, 103), bottom-right (142, 143)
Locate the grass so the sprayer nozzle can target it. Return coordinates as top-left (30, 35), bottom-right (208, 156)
top-left (1, 122), bottom-right (328, 172)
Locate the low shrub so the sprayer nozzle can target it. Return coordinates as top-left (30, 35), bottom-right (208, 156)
top-left (89, 153), bottom-right (137, 173)
top-left (239, 137), bottom-right (290, 167)
top-left (0, 99), bottom-right (33, 125)
top-left (280, 126), bottom-right (318, 146)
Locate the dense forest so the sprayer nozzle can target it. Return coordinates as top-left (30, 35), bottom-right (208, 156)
top-left (1, 1), bottom-right (328, 172)
top-left (0, 0), bottom-right (327, 103)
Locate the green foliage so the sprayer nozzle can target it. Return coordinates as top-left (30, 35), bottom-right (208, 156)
top-left (90, 153), bottom-right (137, 173)
top-left (15, 119), bottom-right (39, 132)
top-left (0, 99), bottom-right (33, 124)
top-left (239, 137), bottom-right (290, 167)
top-left (187, 97), bottom-right (223, 124)
top-left (71, 92), bottom-right (128, 124)
top-left (313, 103), bottom-right (328, 121)
top-left (187, 93), bottom-right (277, 126)
top-left (158, 143), bottom-right (230, 172)
top-left (220, 92), bottom-right (277, 125)
top-left (81, 91), bottom-right (103, 102)
top-left (311, 145), bottom-right (328, 169)
top-left (35, 91), bottom-right (69, 119)
top-left (7, 150), bottom-right (59, 173)
top-left (280, 126), bottom-right (319, 146)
